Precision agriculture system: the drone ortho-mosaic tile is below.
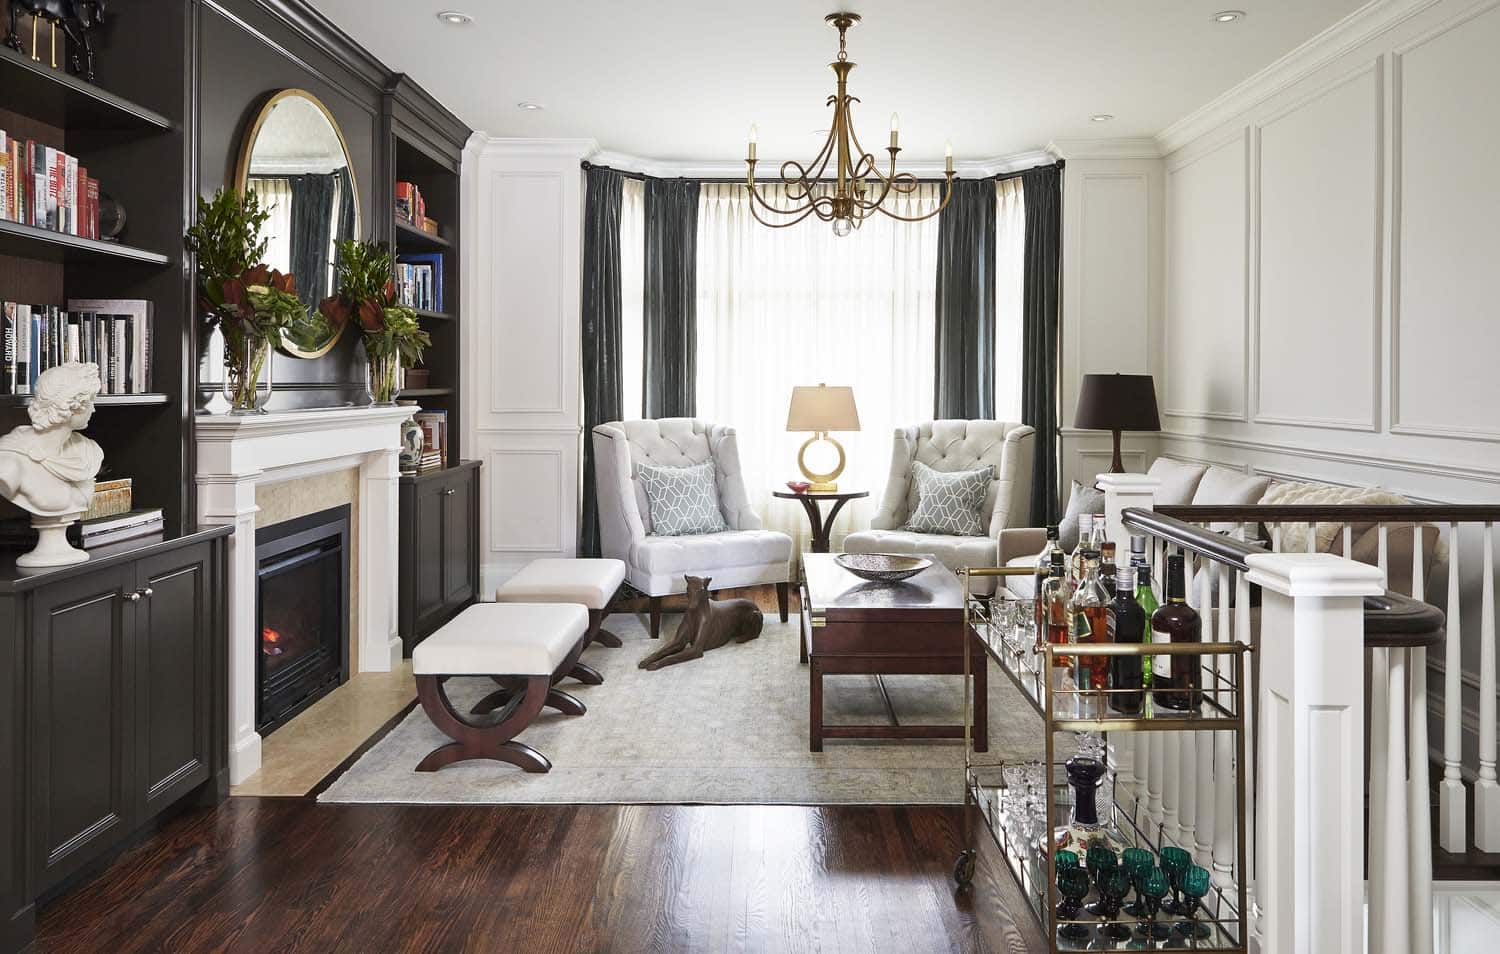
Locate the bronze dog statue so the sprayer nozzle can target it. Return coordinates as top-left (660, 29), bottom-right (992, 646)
top-left (638, 575), bottom-right (763, 670)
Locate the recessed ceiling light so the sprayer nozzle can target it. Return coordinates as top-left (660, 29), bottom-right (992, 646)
top-left (436, 11), bottom-right (472, 26)
top-left (1212, 10), bottom-right (1245, 23)
top-left (516, 101), bottom-right (544, 111)
top-left (1090, 114), bottom-right (1114, 122)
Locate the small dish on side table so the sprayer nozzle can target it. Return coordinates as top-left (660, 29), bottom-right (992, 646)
top-left (785, 480), bottom-right (812, 494)
top-left (834, 552), bottom-right (932, 583)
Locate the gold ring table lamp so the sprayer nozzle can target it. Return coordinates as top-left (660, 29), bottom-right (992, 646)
top-left (786, 385), bottom-right (860, 493)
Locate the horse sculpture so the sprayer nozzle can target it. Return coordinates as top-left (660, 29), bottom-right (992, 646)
top-left (638, 575), bottom-right (764, 671)
top-left (5, 0), bottom-right (107, 83)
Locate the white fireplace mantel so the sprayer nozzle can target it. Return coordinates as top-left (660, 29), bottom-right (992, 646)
top-left (195, 405), bottom-right (410, 784)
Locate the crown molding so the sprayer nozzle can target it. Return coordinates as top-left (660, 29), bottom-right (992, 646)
top-left (585, 146), bottom-right (1055, 180)
top-left (1155, 0), bottom-right (1442, 155)
top-left (1045, 138), bottom-right (1162, 161)
top-left (469, 136), bottom-right (600, 161)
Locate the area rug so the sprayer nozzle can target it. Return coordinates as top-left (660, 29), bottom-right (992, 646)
top-left (318, 614), bottom-right (1042, 806)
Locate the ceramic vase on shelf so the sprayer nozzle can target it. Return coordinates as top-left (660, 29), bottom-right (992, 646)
top-left (367, 350), bottom-right (401, 406)
top-left (223, 335), bottom-right (273, 415)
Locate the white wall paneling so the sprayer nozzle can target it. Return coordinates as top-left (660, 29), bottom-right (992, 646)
top-left (463, 137), bottom-right (595, 589)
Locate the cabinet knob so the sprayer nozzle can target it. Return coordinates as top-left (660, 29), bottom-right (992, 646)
top-left (444, 488), bottom-right (456, 496)
top-left (125, 591), bottom-right (141, 603)
top-left (141, 587), bottom-right (154, 599)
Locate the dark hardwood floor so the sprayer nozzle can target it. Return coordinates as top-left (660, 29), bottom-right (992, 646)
top-left (34, 799), bottom-right (1044, 953)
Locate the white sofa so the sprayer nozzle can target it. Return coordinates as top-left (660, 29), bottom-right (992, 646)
top-left (843, 420), bottom-right (1035, 595)
top-left (592, 418), bottom-right (793, 636)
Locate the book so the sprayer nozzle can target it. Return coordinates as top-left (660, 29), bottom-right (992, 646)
top-left (415, 409), bottom-right (448, 467)
top-left (398, 253), bottom-right (444, 312)
top-left (395, 181), bottom-right (418, 223)
top-left (63, 153), bottom-right (77, 235)
top-left (81, 508), bottom-right (163, 539)
top-left (85, 478), bottom-right (133, 520)
top-left (1, 302), bottom-right (14, 394)
top-left (0, 129), bottom-right (8, 223)
top-left (82, 525), bottom-right (164, 550)
top-left (68, 299), bottom-right (153, 393)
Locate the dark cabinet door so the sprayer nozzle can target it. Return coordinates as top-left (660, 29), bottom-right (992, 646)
top-left (29, 566), bottom-right (134, 891)
top-left (411, 476), bottom-right (450, 634)
top-left (133, 543), bottom-right (214, 819)
top-left (441, 474), bottom-right (476, 608)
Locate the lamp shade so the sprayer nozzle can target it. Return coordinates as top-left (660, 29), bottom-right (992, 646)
top-left (1074, 373), bottom-right (1161, 432)
top-left (786, 384), bottom-right (860, 432)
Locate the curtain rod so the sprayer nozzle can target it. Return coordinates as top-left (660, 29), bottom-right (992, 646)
top-left (579, 159), bottom-right (1061, 184)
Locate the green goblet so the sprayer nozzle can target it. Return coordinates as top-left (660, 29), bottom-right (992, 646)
top-left (1056, 865), bottom-right (1093, 942)
top-left (1054, 848), bottom-right (1080, 872)
top-left (1084, 846), bottom-right (1118, 917)
top-left (1094, 866), bottom-right (1133, 942)
top-left (1120, 846), bottom-right (1153, 917)
top-left (1133, 866), bottom-right (1171, 941)
top-left (1173, 864), bottom-right (1214, 940)
top-left (1159, 845), bottom-right (1192, 916)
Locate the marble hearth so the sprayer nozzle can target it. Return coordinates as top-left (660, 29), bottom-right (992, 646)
top-left (196, 406), bottom-right (410, 784)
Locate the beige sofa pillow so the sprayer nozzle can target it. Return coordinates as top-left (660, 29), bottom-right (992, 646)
top-left (1147, 458), bottom-right (1208, 506)
top-left (1193, 466), bottom-right (1272, 532)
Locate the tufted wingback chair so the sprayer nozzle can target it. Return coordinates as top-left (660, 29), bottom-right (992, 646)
top-left (843, 420), bottom-right (1035, 595)
top-left (592, 418), bottom-right (793, 636)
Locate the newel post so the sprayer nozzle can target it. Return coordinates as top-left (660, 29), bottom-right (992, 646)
top-left (1245, 552), bottom-right (1384, 954)
top-left (1096, 472), bottom-right (1161, 560)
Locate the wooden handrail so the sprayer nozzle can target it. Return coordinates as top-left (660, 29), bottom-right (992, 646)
top-left (1121, 507), bottom-right (1445, 650)
top-left (1155, 503), bottom-right (1500, 523)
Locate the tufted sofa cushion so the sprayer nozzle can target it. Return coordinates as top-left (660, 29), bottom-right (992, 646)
top-left (869, 420), bottom-right (1035, 536)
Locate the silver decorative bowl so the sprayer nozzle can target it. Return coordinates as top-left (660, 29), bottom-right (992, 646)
top-left (834, 553), bottom-right (932, 583)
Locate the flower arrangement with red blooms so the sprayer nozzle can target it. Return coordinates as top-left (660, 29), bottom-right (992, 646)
top-left (320, 240), bottom-right (430, 404)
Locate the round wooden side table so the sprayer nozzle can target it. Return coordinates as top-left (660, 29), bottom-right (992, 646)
top-left (772, 490), bottom-right (869, 553)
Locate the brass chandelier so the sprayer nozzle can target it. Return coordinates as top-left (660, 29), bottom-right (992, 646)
top-left (745, 12), bottom-right (955, 236)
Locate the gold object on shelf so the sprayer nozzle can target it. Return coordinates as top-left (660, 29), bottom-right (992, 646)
top-left (744, 13), bottom-right (955, 236)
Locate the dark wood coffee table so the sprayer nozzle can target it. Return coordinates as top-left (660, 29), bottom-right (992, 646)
top-left (798, 553), bottom-right (986, 753)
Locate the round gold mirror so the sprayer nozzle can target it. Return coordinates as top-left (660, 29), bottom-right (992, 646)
top-left (235, 89), bottom-right (361, 358)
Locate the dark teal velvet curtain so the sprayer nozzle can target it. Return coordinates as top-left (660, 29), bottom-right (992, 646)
top-left (643, 178), bottom-right (699, 419)
top-left (933, 178), bottom-right (997, 419)
top-left (580, 166), bottom-right (625, 558)
top-left (1019, 163), bottom-right (1063, 525)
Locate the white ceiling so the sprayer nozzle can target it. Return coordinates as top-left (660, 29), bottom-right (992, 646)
top-left (308, 0), bottom-right (1368, 161)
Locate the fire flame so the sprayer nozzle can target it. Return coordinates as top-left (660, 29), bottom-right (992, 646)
top-left (262, 626), bottom-right (283, 656)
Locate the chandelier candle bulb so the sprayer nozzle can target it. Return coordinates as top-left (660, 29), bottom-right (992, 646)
top-left (944, 140), bottom-right (954, 173)
top-left (748, 123), bottom-right (757, 160)
top-left (890, 112), bottom-right (899, 148)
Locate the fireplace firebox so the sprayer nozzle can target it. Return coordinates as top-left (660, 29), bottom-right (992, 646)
top-left (255, 505), bottom-right (351, 734)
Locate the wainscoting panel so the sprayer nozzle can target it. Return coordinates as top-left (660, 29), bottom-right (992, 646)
top-left (1392, 1), bottom-right (1500, 441)
top-left (1164, 131), bottom-right (1248, 422)
top-left (1254, 61), bottom-right (1382, 432)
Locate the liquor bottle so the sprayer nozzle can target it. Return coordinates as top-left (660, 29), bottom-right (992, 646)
top-left (1042, 551), bottom-right (1073, 668)
top-left (1132, 534), bottom-right (1160, 691)
top-left (1108, 564), bottom-right (1145, 714)
top-left (1099, 540), bottom-right (1118, 596)
top-left (1071, 550), bottom-right (1112, 701)
top-left (1070, 513), bottom-right (1095, 585)
top-left (1151, 553), bottom-right (1202, 711)
top-left (1033, 525), bottom-right (1063, 630)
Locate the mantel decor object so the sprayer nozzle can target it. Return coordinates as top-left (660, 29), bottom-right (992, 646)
top-left (1073, 373), bottom-right (1161, 473)
top-left (184, 187), bottom-right (307, 415)
top-left (4, 0), bottom-right (107, 83)
top-left (320, 239), bottom-right (430, 406)
top-left (744, 12), bottom-right (954, 235)
top-left (0, 362), bottom-right (104, 567)
top-left (785, 383), bottom-right (859, 492)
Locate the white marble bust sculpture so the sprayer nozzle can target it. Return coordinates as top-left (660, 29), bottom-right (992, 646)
top-left (0, 362), bottom-right (104, 566)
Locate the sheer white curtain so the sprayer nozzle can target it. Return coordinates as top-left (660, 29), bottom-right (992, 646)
top-left (619, 177), bottom-right (646, 418)
top-left (995, 177), bottom-right (1026, 422)
top-left (248, 176), bottom-right (293, 276)
top-left (695, 182), bottom-right (940, 555)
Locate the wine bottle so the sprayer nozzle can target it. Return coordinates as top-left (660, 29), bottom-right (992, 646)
top-left (1070, 514), bottom-right (1094, 586)
top-left (1033, 525), bottom-right (1062, 634)
top-left (1099, 540), bottom-right (1118, 596)
top-left (1151, 553), bottom-right (1202, 711)
top-left (1108, 564), bottom-right (1145, 714)
top-left (1132, 534), bottom-right (1159, 690)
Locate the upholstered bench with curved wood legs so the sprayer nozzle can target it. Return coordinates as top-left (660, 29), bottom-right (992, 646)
top-left (411, 602), bottom-right (590, 774)
top-left (494, 558), bottom-right (627, 687)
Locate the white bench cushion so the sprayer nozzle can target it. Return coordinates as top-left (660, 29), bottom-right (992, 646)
top-left (412, 603), bottom-right (588, 677)
top-left (495, 558), bottom-right (626, 609)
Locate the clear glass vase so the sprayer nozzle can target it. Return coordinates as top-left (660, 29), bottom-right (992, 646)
top-left (367, 350), bottom-right (401, 406)
top-left (223, 335), bottom-right (273, 415)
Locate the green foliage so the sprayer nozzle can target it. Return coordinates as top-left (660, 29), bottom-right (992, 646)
top-left (323, 238), bottom-right (432, 369)
top-left (183, 188), bottom-right (270, 313)
top-left (363, 304), bottom-right (431, 366)
top-left (330, 238), bottom-right (395, 307)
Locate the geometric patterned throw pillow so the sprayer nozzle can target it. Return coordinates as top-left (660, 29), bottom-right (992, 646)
top-left (638, 460), bottom-right (729, 536)
top-left (902, 461), bottom-right (992, 536)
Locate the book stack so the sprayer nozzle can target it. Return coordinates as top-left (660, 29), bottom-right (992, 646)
top-left (0, 298), bottom-right (152, 395)
top-left (86, 478), bottom-right (133, 520)
top-left (0, 129), bottom-right (103, 238)
top-left (396, 253), bottom-right (443, 312)
top-left (415, 409), bottom-right (447, 471)
top-left (81, 508), bottom-right (163, 549)
top-left (395, 180), bottom-right (442, 238)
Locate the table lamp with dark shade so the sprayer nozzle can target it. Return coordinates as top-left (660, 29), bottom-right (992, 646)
top-left (1074, 373), bottom-right (1161, 473)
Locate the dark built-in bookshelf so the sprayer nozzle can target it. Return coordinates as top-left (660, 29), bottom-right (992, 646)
top-left (387, 75), bottom-right (464, 462)
top-left (0, 10), bottom-right (190, 533)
